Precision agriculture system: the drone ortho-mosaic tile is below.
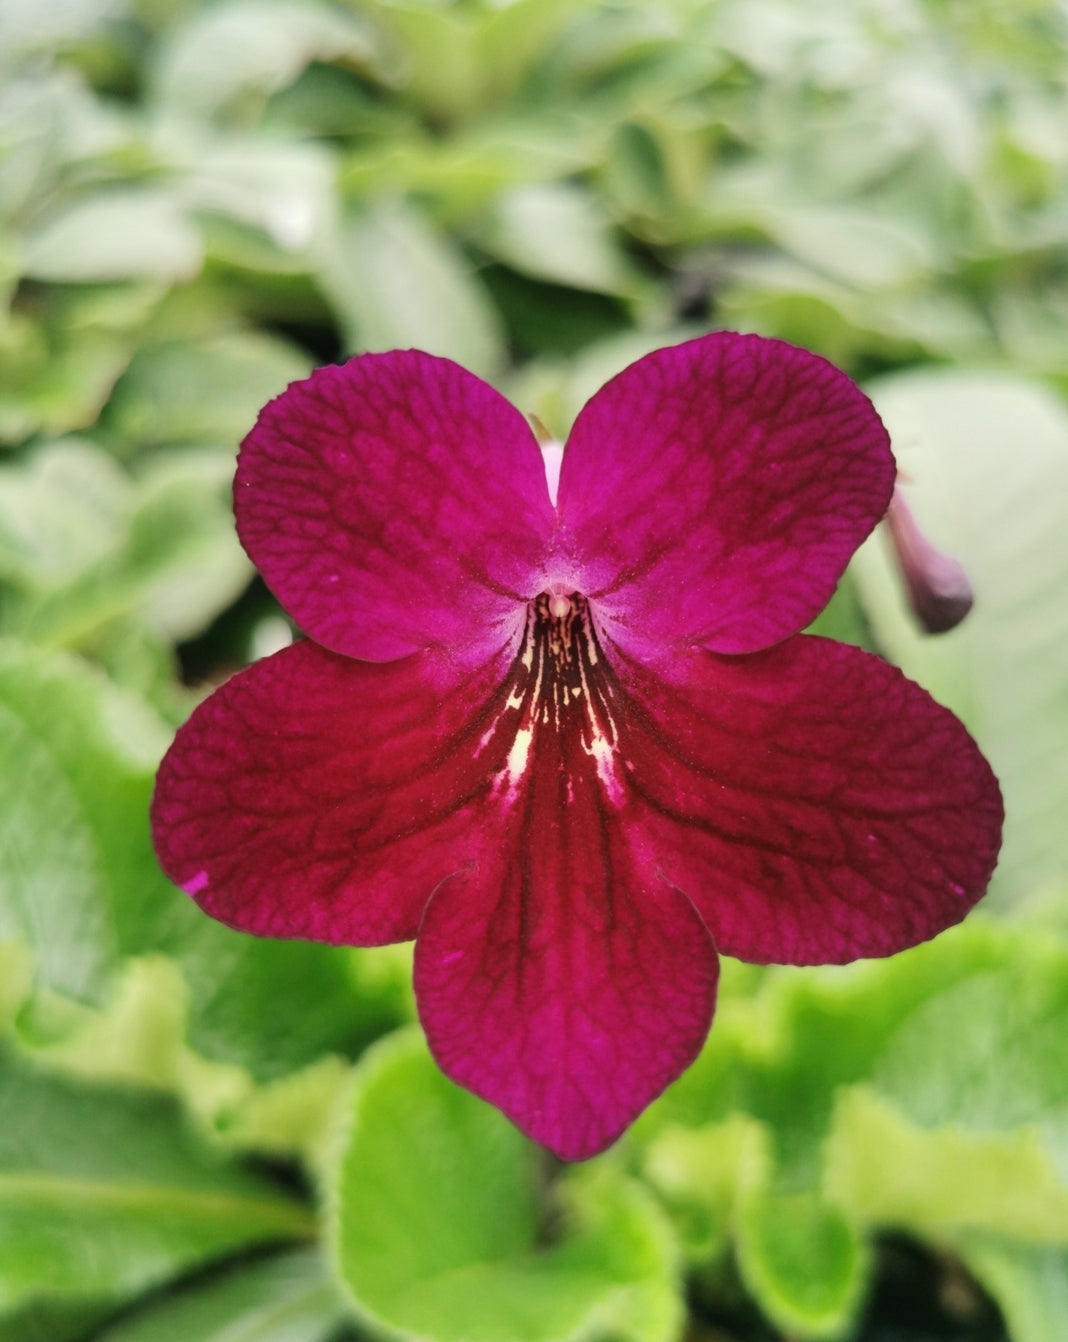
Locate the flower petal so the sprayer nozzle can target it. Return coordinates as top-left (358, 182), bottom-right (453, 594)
top-left (150, 638), bottom-right (519, 945)
top-left (235, 351), bottom-right (556, 661)
top-left (612, 634), bottom-right (1002, 964)
top-left (556, 333), bottom-right (895, 654)
top-left (413, 734), bottom-right (719, 1162)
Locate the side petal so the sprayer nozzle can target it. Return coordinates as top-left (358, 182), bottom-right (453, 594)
top-left (613, 635), bottom-right (1003, 964)
top-left (150, 638), bottom-right (519, 945)
top-left (556, 333), bottom-right (894, 655)
top-left (236, 351), bottom-right (556, 661)
top-left (413, 766), bottom-right (719, 1162)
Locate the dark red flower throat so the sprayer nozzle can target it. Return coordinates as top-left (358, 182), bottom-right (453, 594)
top-left (492, 591), bottom-right (625, 808)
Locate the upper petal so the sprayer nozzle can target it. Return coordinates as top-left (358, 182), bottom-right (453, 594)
top-left (556, 333), bottom-right (895, 655)
top-left (235, 351), bottom-right (556, 661)
top-left (150, 637), bottom-right (519, 945)
top-left (612, 634), bottom-right (1003, 964)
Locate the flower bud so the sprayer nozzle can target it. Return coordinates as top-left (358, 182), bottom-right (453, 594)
top-left (886, 487), bottom-right (973, 634)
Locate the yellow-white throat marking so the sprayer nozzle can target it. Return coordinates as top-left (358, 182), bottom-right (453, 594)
top-left (489, 593), bottom-right (624, 803)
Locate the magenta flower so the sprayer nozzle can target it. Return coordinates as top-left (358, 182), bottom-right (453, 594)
top-left (151, 333), bottom-right (1002, 1160)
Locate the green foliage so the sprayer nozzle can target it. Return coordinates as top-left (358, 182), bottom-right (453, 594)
top-left (0, 1047), bottom-right (314, 1313)
top-left (2, 0), bottom-right (1067, 1337)
top-left (331, 1030), bottom-right (680, 1342)
top-left (637, 921), bottom-right (1068, 1335)
top-left (321, 198), bottom-right (506, 375)
top-left (92, 1249), bottom-right (344, 1342)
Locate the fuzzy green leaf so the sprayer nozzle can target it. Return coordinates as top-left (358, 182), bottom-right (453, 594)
top-left (331, 1029), bottom-right (680, 1342)
top-left (20, 191), bottom-right (203, 285)
top-left (0, 1049), bottom-right (313, 1312)
top-left (320, 199), bottom-right (505, 379)
top-left (92, 1248), bottom-right (342, 1342)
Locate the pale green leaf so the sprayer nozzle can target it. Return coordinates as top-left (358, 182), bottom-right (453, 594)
top-left (826, 1088), bottom-right (1068, 1242)
top-left (0, 439), bottom-right (128, 590)
top-left (762, 203), bottom-right (939, 289)
top-left (735, 1189), bottom-right (869, 1339)
top-left (105, 332), bottom-right (311, 449)
top-left (93, 1248), bottom-right (343, 1342)
top-left (642, 1116), bottom-right (766, 1263)
top-left (5, 447), bottom-right (252, 648)
top-left (0, 1049), bottom-right (314, 1312)
top-left (321, 198), bottom-right (504, 378)
top-left (644, 922), bottom-right (1060, 1182)
top-left (182, 138), bottom-right (337, 265)
top-left (355, 2), bottom-right (478, 123)
top-left (0, 653), bottom-right (392, 1086)
top-left (331, 1028), bottom-right (680, 1342)
top-left (0, 0), bottom-right (124, 71)
top-left (852, 370), bottom-right (1068, 908)
top-left (153, 0), bottom-right (381, 121)
top-left (20, 190), bottom-right (203, 284)
top-left (956, 1237), bottom-right (1068, 1342)
top-left (475, 0), bottom-right (588, 106)
top-left (871, 941), bottom-right (1068, 1145)
top-left (480, 183), bottom-right (632, 294)
top-left (0, 649), bottom-right (169, 1001)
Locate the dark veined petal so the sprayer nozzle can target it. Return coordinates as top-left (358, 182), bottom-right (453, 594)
top-left (413, 597), bottom-right (718, 1160)
top-left (235, 351), bottom-right (556, 662)
top-left (555, 332), bottom-right (895, 656)
top-left (415, 856), bottom-right (717, 1163)
top-left (611, 634), bottom-right (1003, 964)
top-left (150, 638), bottom-right (522, 945)
top-left (152, 607), bottom-right (719, 1160)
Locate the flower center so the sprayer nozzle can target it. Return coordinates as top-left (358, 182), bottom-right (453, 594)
top-left (486, 591), bottom-right (624, 802)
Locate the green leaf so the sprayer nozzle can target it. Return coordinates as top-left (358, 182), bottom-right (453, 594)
top-left (0, 439), bottom-right (128, 590)
top-left (20, 191), bottom-right (203, 285)
top-left (339, 121), bottom-right (594, 220)
top-left (0, 943), bottom-right (32, 1035)
top-left (759, 202), bottom-right (939, 289)
top-left (0, 325), bottom-right (132, 449)
top-left (0, 0), bottom-right (124, 69)
top-left (5, 447), bottom-right (252, 649)
top-left (735, 1189), bottom-right (869, 1339)
top-left (642, 1116), bottom-right (766, 1263)
top-left (331, 1028), bottom-right (680, 1342)
top-left (870, 940), bottom-right (1068, 1147)
top-left (0, 1297), bottom-right (113, 1342)
top-left (645, 922), bottom-right (1062, 1184)
top-left (475, 0), bottom-right (590, 107)
top-left (105, 332), bottom-right (311, 450)
top-left (851, 370), bottom-right (1068, 909)
top-left (715, 255), bottom-right (992, 368)
top-left (0, 649), bottom-right (169, 1002)
top-left (825, 1088), bottom-right (1068, 1243)
top-left (183, 138), bottom-right (337, 268)
top-left (0, 1048), bottom-right (314, 1312)
top-left (479, 183), bottom-right (633, 295)
top-left (0, 651), bottom-right (400, 1085)
top-left (92, 1248), bottom-right (343, 1342)
top-left (208, 1054), bottom-right (351, 1172)
top-left (955, 1237), bottom-right (1068, 1342)
top-left (803, 571), bottom-right (870, 648)
top-left (18, 952), bottom-right (366, 1175)
top-left (152, 0), bottom-right (381, 122)
top-left (320, 198), bottom-right (505, 379)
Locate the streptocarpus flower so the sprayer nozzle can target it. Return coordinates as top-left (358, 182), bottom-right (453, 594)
top-left (151, 333), bottom-right (1002, 1160)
